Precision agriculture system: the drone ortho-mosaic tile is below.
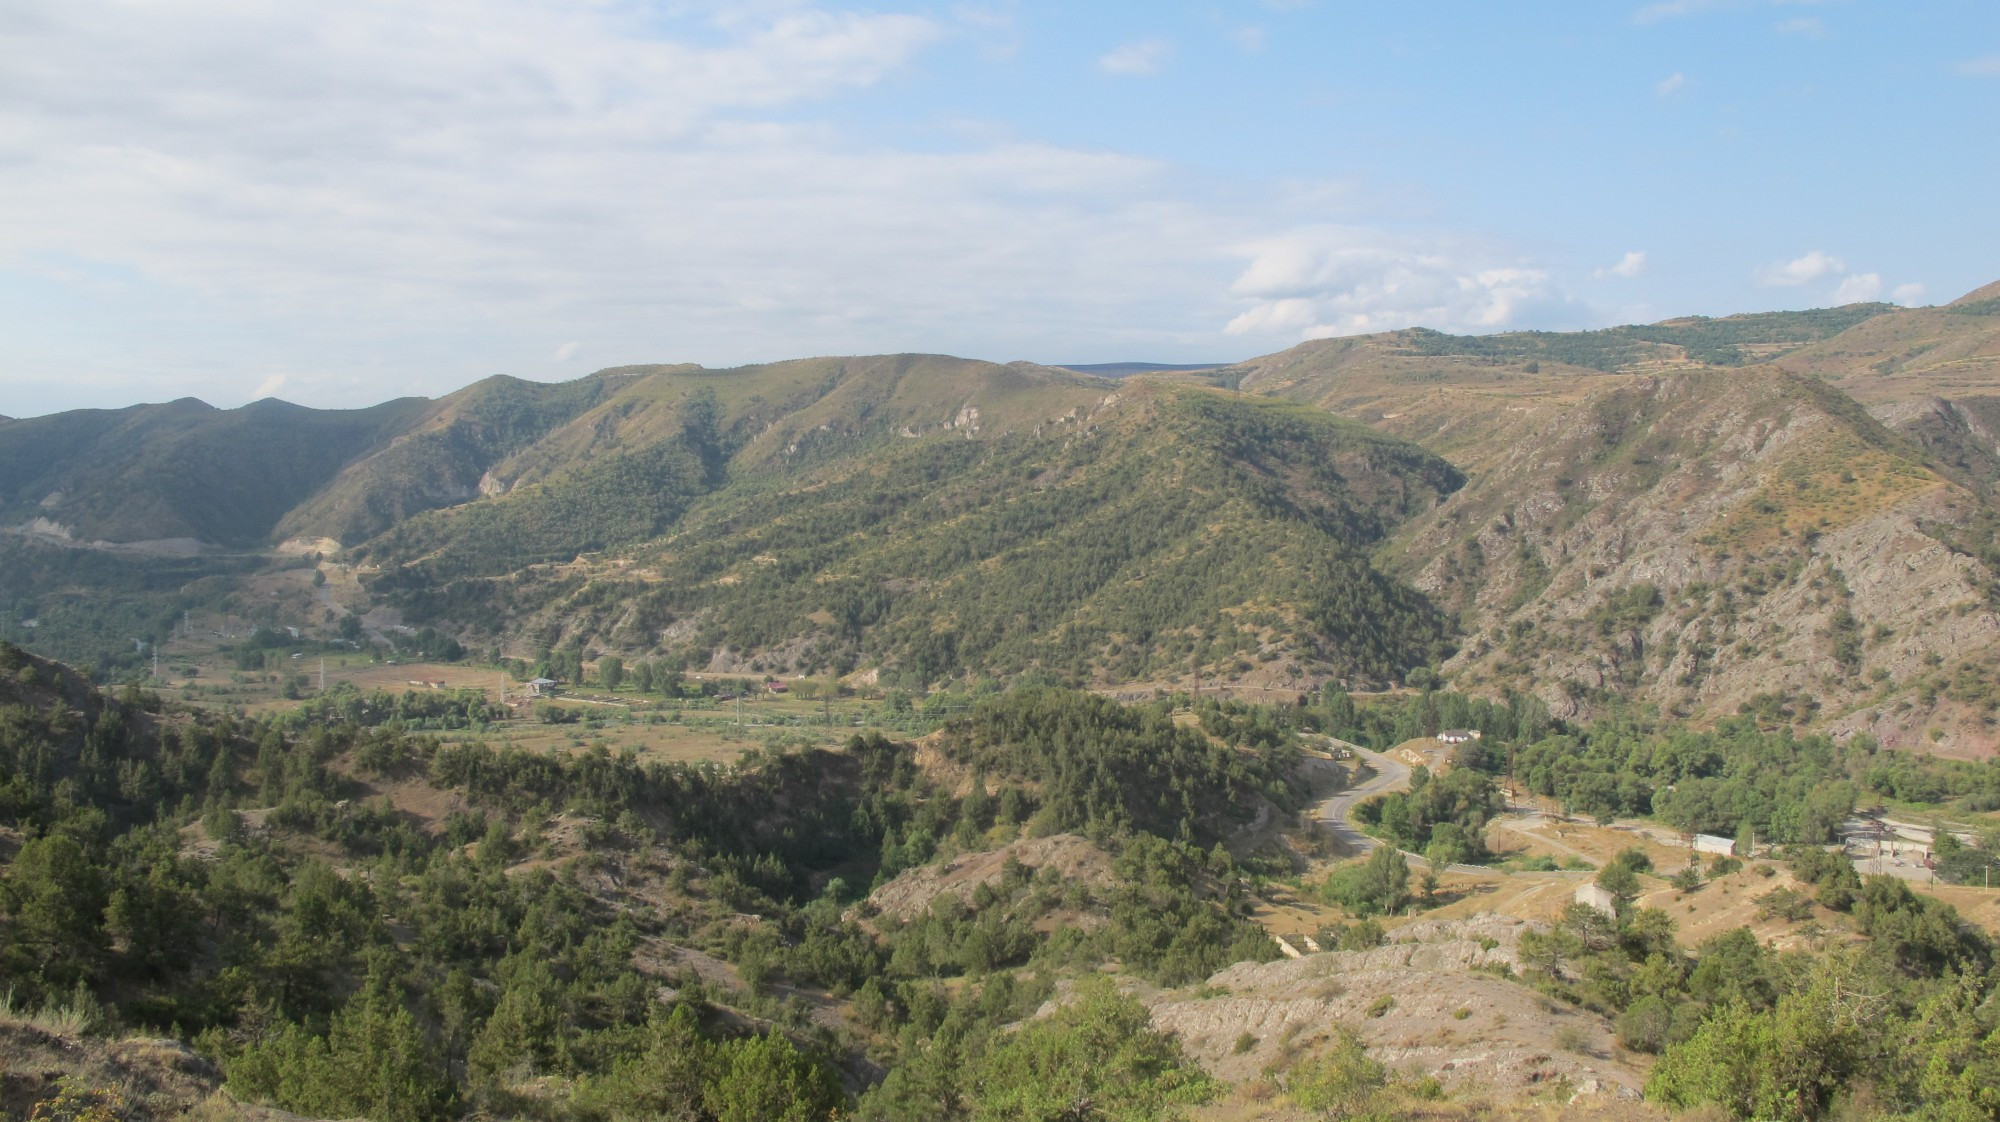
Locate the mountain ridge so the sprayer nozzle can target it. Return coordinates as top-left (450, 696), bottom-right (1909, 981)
top-left (8, 284), bottom-right (2000, 737)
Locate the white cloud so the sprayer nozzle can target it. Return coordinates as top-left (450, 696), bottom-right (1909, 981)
top-left (1757, 250), bottom-right (1846, 286)
top-left (1099, 38), bottom-right (1173, 76)
top-left (1776, 16), bottom-right (1825, 37)
top-left (1594, 251), bottom-right (1649, 279)
top-left (1223, 228), bottom-right (1585, 341)
top-left (0, 0), bottom-right (1602, 415)
top-left (1232, 26), bottom-right (1267, 52)
top-left (1656, 72), bottom-right (1687, 96)
top-left (1957, 55), bottom-right (2000, 77)
top-left (1892, 283), bottom-right (1927, 306)
top-left (1634, 0), bottom-right (1732, 25)
top-left (1830, 272), bottom-right (1882, 303)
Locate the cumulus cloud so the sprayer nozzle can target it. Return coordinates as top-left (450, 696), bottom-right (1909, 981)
top-left (1595, 251), bottom-right (1649, 279)
top-left (1656, 72), bottom-right (1688, 96)
top-left (1099, 38), bottom-right (1173, 75)
top-left (1757, 250), bottom-right (1847, 287)
top-left (1958, 55), bottom-right (2000, 77)
top-left (1757, 252), bottom-right (1921, 307)
top-left (1831, 272), bottom-right (1883, 303)
top-left (1776, 16), bottom-right (1825, 37)
top-left (1223, 228), bottom-right (1585, 341)
top-left (0, 0), bottom-right (1597, 414)
top-left (0, 1), bottom-right (1244, 408)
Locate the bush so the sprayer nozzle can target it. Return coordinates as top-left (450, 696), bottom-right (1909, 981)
top-left (535, 702), bottom-right (579, 725)
top-left (1554, 1023), bottom-right (1592, 1055)
top-left (1324, 846), bottom-right (1410, 917)
top-left (1338, 919), bottom-right (1385, 951)
top-left (1755, 887), bottom-right (1815, 923)
top-left (1616, 995), bottom-right (1675, 1054)
top-left (1613, 846), bottom-right (1653, 873)
top-left (1286, 1027), bottom-right (1385, 1114)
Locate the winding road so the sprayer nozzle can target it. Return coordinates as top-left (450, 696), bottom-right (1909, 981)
top-left (1308, 736), bottom-right (1493, 876)
top-left (1312, 736), bottom-right (1409, 855)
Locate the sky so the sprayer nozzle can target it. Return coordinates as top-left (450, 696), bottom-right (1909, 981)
top-left (2, 1), bottom-right (1997, 417)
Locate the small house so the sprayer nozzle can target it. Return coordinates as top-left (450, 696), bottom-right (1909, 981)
top-left (765, 680), bottom-right (788, 693)
top-left (1692, 834), bottom-right (1736, 857)
top-left (1437, 729), bottom-right (1483, 745)
top-left (527, 677), bottom-right (560, 698)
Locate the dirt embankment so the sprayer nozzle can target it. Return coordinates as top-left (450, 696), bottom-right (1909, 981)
top-left (1149, 915), bottom-right (1648, 1102)
top-left (0, 1021), bottom-right (319, 1122)
top-left (858, 833), bottom-right (1116, 922)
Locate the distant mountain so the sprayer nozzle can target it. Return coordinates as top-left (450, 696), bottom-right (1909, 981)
top-left (358, 361), bottom-right (1464, 689)
top-left (275, 371), bottom-right (649, 546)
top-left (1053, 361), bottom-right (1230, 377)
top-left (1233, 282), bottom-right (2000, 750)
top-left (0, 396), bottom-right (430, 547)
top-left (12, 284), bottom-right (2000, 736)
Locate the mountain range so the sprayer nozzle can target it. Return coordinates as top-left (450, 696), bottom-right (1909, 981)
top-left (5, 283), bottom-right (2000, 749)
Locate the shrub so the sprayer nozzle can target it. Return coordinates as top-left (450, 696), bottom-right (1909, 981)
top-left (1554, 1023), bottom-right (1592, 1055)
top-left (1613, 846), bottom-right (1653, 873)
top-left (1286, 1027), bottom-right (1385, 1114)
top-left (1616, 995), bottom-right (1675, 1054)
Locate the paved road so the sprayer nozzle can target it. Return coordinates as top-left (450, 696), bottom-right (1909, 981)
top-left (1308, 737), bottom-right (1492, 876)
top-left (1311, 736), bottom-right (1410, 855)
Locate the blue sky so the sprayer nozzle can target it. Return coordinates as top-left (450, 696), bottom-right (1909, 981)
top-left (1, 0), bottom-right (1996, 416)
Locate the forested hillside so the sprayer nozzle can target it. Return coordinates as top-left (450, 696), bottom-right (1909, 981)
top-left (274, 372), bottom-right (648, 547)
top-left (0, 642), bottom-right (1293, 1121)
top-left (0, 397), bottom-right (428, 547)
top-left (7, 640), bottom-right (2000, 1121)
top-left (9, 286), bottom-right (2000, 729)
top-left (1233, 284), bottom-right (2000, 746)
top-left (364, 384), bottom-right (1463, 690)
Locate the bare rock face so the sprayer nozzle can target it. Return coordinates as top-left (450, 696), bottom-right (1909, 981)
top-left (1145, 915), bottom-right (1646, 1097)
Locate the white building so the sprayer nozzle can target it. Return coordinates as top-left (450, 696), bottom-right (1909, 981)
top-left (1692, 834), bottom-right (1736, 857)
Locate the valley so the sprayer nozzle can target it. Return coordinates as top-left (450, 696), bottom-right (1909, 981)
top-left (6, 289), bottom-right (2000, 1122)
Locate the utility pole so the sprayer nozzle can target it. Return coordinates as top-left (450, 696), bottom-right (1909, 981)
top-left (319, 657), bottom-right (326, 694)
top-left (152, 644), bottom-right (159, 683)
